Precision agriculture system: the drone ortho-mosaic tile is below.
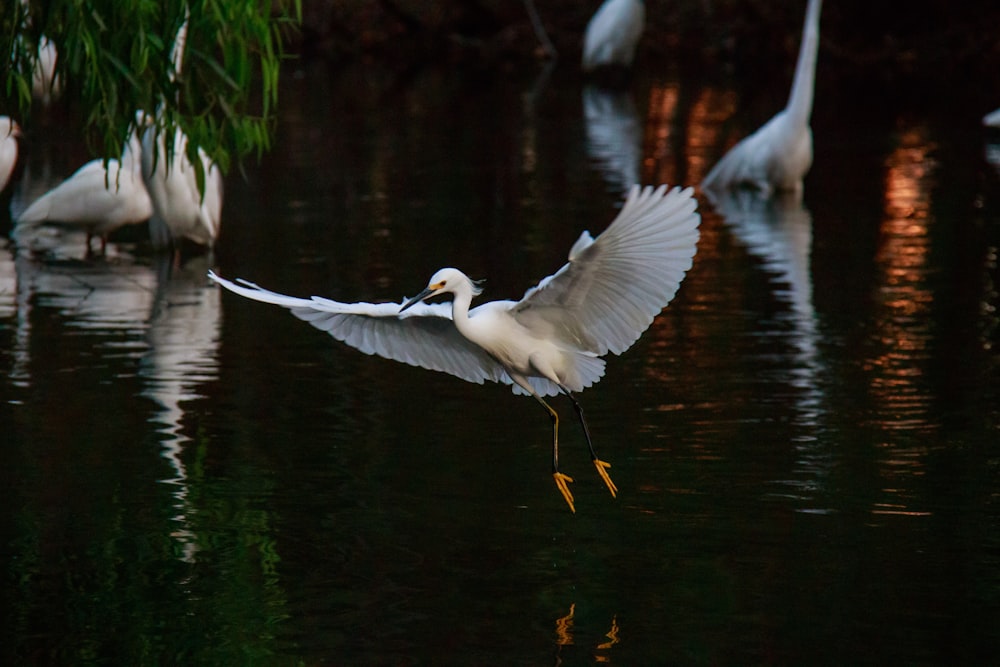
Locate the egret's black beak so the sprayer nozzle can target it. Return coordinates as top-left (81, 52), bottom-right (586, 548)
top-left (400, 287), bottom-right (435, 313)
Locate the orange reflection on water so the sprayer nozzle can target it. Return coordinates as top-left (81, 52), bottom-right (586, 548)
top-left (643, 83), bottom-right (738, 188)
top-left (684, 87), bottom-right (739, 185)
top-left (555, 603), bottom-right (574, 646)
top-left (867, 122), bottom-right (939, 518)
top-left (594, 615), bottom-right (620, 662)
top-left (872, 123), bottom-right (937, 427)
top-left (643, 82), bottom-right (680, 185)
top-left (553, 604), bottom-right (620, 663)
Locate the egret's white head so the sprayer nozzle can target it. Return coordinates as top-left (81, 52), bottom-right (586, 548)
top-left (400, 268), bottom-right (482, 312)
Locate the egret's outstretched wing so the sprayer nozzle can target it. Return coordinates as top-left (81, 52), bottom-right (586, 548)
top-left (512, 184), bottom-right (700, 356)
top-left (208, 271), bottom-right (509, 386)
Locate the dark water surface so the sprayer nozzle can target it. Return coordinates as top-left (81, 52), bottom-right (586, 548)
top-left (2, 56), bottom-right (999, 665)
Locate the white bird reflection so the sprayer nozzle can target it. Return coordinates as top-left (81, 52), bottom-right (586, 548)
top-left (0, 241), bottom-right (27, 386)
top-left (3, 242), bottom-right (218, 563)
top-left (583, 84), bottom-right (642, 195)
top-left (984, 139), bottom-right (1000, 179)
top-left (139, 255), bottom-right (222, 564)
top-left (706, 188), bottom-right (831, 508)
top-left (5, 244), bottom-right (157, 389)
top-left (0, 240), bottom-right (15, 318)
top-left (1, 241), bottom-right (34, 388)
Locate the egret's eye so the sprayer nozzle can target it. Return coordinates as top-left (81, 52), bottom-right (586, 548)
top-left (439, 280), bottom-right (447, 286)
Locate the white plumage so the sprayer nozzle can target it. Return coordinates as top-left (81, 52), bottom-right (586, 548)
top-left (15, 120), bottom-right (152, 252)
top-left (702, 0), bottom-right (823, 196)
top-left (209, 184), bottom-right (700, 511)
top-left (32, 35), bottom-right (61, 105)
top-left (582, 0), bottom-right (646, 72)
top-left (142, 7), bottom-right (224, 251)
top-left (0, 117), bottom-right (19, 193)
top-left (141, 127), bottom-right (223, 249)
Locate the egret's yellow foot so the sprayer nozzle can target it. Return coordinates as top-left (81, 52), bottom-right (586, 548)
top-left (553, 472), bottom-right (576, 513)
top-left (593, 459), bottom-right (618, 498)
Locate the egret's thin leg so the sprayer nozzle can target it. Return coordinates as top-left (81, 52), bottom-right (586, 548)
top-left (528, 391), bottom-right (575, 513)
top-left (561, 387), bottom-right (618, 498)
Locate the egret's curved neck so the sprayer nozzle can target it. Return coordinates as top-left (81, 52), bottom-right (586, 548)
top-left (170, 8), bottom-right (191, 81)
top-left (449, 282), bottom-right (476, 336)
top-left (122, 131), bottom-right (144, 170)
top-left (785, 0), bottom-right (822, 129)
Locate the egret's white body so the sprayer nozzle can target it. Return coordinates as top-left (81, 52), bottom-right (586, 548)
top-left (142, 9), bottom-right (223, 250)
top-left (18, 0), bottom-right (61, 105)
top-left (15, 122), bottom-right (152, 252)
top-left (209, 184), bottom-right (700, 511)
top-left (702, 0), bottom-right (822, 196)
top-left (582, 0), bottom-right (645, 72)
top-left (32, 35), bottom-right (61, 105)
top-left (0, 117), bottom-right (20, 192)
top-left (141, 127), bottom-right (224, 249)
top-left (983, 108), bottom-right (1000, 127)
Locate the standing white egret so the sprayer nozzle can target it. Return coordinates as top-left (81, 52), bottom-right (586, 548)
top-left (582, 0), bottom-right (645, 73)
top-left (17, 0), bottom-right (62, 105)
top-left (142, 6), bottom-right (224, 251)
top-left (209, 184), bottom-right (700, 512)
top-left (0, 117), bottom-right (20, 193)
top-left (142, 128), bottom-right (223, 249)
top-left (14, 116), bottom-right (152, 254)
top-left (31, 35), bottom-right (61, 105)
top-left (702, 0), bottom-right (823, 196)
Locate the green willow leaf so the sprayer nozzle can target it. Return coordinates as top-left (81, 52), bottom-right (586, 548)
top-left (1, 0), bottom-right (301, 173)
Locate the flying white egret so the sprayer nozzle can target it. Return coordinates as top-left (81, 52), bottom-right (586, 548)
top-left (0, 117), bottom-right (19, 192)
top-left (209, 184), bottom-right (700, 512)
top-left (14, 116), bottom-right (152, 254)
top-left (702, 0), bottom-right (823, 196)
top-left (582, 0), bottom-right (645, 73)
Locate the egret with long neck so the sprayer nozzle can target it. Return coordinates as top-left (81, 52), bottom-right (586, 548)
top-left (209, 184), bottom-right (701, 512)
top-left (702, 0), bottom-right (822, 196)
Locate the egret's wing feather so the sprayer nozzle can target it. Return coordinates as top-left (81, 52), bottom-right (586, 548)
top-left (209, 271), bottom-right (509, 386)
top-left (512, 184), bottom-right (700, 356)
